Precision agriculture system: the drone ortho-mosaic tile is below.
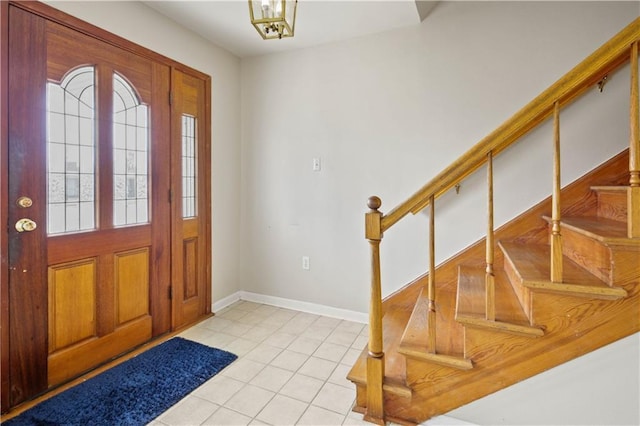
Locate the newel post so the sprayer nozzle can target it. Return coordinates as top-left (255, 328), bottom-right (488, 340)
top-left (364, 196), bottom-right (385, 425)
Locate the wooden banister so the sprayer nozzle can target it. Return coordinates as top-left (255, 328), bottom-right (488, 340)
top-left (629, 41), bottom-right (640, 238)
top-left (551, 102), bottom-right (563, 282)
top-left (380, 18), bottom-right (640, 233)
top-left (485, 152), bottom-right (495, 321)
top-left (363, 18), bottom-right (639, 423)
top-left (427, 197), bottom-right (436, 352)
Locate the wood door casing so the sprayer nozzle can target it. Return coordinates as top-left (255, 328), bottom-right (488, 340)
top-left (1, 1), bottom-right (212, 412)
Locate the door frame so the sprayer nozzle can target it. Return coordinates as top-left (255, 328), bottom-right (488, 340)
top-left (1, 0), bottom-right (11, 414)
top-left (0, 1), bottom-right (212, 413)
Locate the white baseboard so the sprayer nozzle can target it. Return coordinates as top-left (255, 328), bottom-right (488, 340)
top-left (212, 291), bottom-right (368, 324)
top-left (211, 291), bottom-right (242, 313)
top-left (422, 416), bottom-right (477, 425)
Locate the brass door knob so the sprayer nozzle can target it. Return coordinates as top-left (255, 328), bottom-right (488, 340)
top-left (15, 218), bottom-right (37, 233)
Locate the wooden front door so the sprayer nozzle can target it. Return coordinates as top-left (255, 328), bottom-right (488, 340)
top-left (4, 4), bottom-right (188, 408)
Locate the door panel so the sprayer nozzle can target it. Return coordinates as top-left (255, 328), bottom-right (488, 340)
top-left (48, 259), bottom-right (97, 352)
top-left (115, 248), bottom-right (150, 325)
top-left (172, 70), bottom-right (211, 329)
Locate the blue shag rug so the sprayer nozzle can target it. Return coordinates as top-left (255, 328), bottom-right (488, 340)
top-left (5, 337), bottom-right (237, 426)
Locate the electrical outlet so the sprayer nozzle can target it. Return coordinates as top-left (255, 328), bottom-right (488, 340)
top-left (302, 256), bottom-right (310, 270)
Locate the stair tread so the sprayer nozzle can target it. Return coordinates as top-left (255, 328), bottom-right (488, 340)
top-left (346, 348), bottom-right (367, 383)
top-left (398, 344), bottom-right (473, 370)
top-left (499, 241), bottom-right (627, 298)
top-left (456, 266), bottom-right (540, 334)
top-left (542, 215), bottom-right (638, 245)
top-left (590, 185), bottom-right (628, 192)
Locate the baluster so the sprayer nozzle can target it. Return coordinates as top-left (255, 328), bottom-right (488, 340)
top-left (629, 41), bottom-right (640, 238)
top-left (551, 101), bottom-right (563, 282)
top-left (427, 195), bottom-right (436, 353)
top-left (364, 196), bottom-right (384, 424)
top-left (486, 152), bottom-right (496, 321)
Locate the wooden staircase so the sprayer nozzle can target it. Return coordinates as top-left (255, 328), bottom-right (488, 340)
top-left (348, 18), bottom-right (640, 425)
top-left (348, 151), bottom-right (639, 424)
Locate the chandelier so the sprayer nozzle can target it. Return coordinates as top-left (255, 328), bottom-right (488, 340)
top-left (248, 0), bottom-right (298, 40)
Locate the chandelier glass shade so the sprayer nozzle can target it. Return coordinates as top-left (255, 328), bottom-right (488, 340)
top-left (248, 0), bottom-right (297, 40)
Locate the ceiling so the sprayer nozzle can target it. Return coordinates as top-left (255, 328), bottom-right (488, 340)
top-left (144, 1), bottom-right (438, 58)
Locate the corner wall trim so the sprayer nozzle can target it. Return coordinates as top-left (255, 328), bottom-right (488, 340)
top-left (211, 291), bottom-right (242, 313)
top-left (212, 291), bottom-right (368, 324)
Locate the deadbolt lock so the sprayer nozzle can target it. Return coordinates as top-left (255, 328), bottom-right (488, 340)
top-left (16, 196), bottom-right (33, 208)
top-left (15, 218), bottom-right (37, 233)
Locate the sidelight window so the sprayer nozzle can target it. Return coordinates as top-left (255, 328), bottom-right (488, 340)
top-left (182, 114), bottom-right (197, 218)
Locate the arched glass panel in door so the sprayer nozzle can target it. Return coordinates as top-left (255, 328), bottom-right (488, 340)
top-left (47, 66), bottom-right (96, 234)
top-left (113, 73), bottom-right (149, 226)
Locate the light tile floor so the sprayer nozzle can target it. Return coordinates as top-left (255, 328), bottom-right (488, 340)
top-left (151, 301), bottom-right (370, 426)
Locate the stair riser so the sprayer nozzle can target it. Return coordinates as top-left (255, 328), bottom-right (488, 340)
top-left (502, 256), bottom-right (534, 324)
top-left (404, 357), bottom-right (466, 389)
top-left (354, 383), bottom-right (367, 412)
top-left (560, 226), bottom-right (612, 283)
top-left (595, 190), bottom-right (627, 222)
top-left (608, 247), bottom-right (640, 285)
top-left (529, 287), bottom-right (639, 334)
top-left (560, 226), bottom-right (639, 286)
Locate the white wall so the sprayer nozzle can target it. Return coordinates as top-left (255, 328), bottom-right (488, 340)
top-left (240, 2), bottom-right (639, 423)
top-left (45, 1), bottom-right (243, 304)
top-left (447, 332), bottom-right (640, 425)
top-left (240, 1), bottom-right (636, 313)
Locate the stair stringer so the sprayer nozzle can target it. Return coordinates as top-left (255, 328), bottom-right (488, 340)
top-left (348, 150), bottom-right (634, 424)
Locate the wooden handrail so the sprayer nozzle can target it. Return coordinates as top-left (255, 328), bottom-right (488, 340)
top-left (380, 18), bottom-right (640, 233)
